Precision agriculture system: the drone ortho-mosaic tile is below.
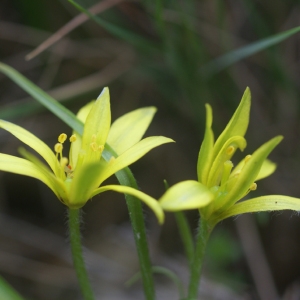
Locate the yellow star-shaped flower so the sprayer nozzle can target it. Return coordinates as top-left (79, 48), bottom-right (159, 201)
top-left (0, 88), bottom-right (173, 223)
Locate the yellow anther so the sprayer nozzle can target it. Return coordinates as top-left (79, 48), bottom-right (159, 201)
top-left (70, 134), bottom-right (77, 142)
top-left (244, 155), bottom-right (252, 163)
top-left (60, 157), bottom-right (68, 167)
top-left (98, 145), bottom-right (104, 151)
top-left (250, 183), bottom-right (257, 191)
top-left (91, 134), bottom-right (97, 143)
top-left (54, 143), bottom-right (63, 153)
top-left (58, 133), bottom-right (67, 143)
top-left (226, 145), bottom-right (235, 155)
top-left (90, 142), bottom-right (98, 151)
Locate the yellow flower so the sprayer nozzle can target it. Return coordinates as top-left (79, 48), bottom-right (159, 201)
top-left (0, 88), bottom-right (173, 223)
top-left (158, 87), bottom-right (300, 226)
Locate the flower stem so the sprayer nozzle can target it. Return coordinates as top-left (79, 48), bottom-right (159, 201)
top-left (174, 211), bottom-right (194, 270)
top-left (104, 147), bottom-right (155, 300)
top-left (187, 217), bottom-right (214, 299)
top-left (68, 208), bottom-right (94, 300)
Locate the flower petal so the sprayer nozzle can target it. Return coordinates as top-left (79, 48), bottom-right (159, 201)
top-left (69, 102), bottom-right (95, 167)
top-left (97, 136), bottom-right (174, 185)
top-left (214, 195), bottom-right (300, 223)
top-left (159, 180), bottom-right (214, 211)
top-left (220, 136), bottom-right (283, 210)
top-left (197, 104), bottom-right (214, 185)
top-left (81, 87), bottom-right (111, 154)
top-left (213, 87), bottom-right (251, 161)
top-left (255, 159), bottom-right (277, 181)
top-left (0, 153), bottom-right (67, 202)
top-left (0, 120), bottom-right (60, 176)
top-left (107, 107), bottom-right (157, 155)
top-left (91, 184), bottom-right (164, 224)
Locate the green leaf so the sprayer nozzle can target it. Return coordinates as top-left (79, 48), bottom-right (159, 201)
top-left (0, 276), bottom-right (25, 300)
top-left (68, 0), bottom-right (158, 53)
top-left (202, 26), bottom-right (300, 75)
top-left (0, 62), bottom-right (83, 135)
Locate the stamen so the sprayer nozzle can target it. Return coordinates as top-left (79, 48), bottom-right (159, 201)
top-left (249, 183), bottom-right (257, 191)
top-left (54, 143), bottom-right (63, 153)
top-left (90, 142), bottom-right (98, 152)
top-left (91, 134), bottom-right (97, 143)
top-left (70, 134), bottom-right (77, 142)
top-left (60, 157), bottom-right (68, 167)
top-left (58, 133), bottom-right (67, 143)
top-left (98, 145), bottom-right (104, 151)
top-left (220, 160), bottom-right (233, 191)
top-left (226, 145), bottom-right (235, 155)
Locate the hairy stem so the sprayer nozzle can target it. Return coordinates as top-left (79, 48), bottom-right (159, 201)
top-left (68, 208), bottom-right (94, 300)
top-left (187, 217), bottom-right (214, 299)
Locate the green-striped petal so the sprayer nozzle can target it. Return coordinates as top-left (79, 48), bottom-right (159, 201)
top-left (159, 180), bottom-right (214, 211)
top-left (0, 120), bottom-right (59, 176)
top-left (214, 195), bottom-right (300, 223)
top-left (107, 107), bottom-right (157, 155)
top-left (91, 184), bottom-right (164, 224)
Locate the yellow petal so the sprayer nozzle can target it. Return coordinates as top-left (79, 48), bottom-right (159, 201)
top-left (107, 107), bottom-right (157, 155)
top-left (0, 153), bottom-right (67, 202)
top-left (91, 185), bottom-right (165, 224)
top-left (81, 87), bottom-right (111, 154)
top-left (159, 180), bottom-right (214, 211)
top-left (76, 101), bottom-right (95, 123)
top-left (0, 120), bottom-right (60, 177)
top-left (213, 87), bottom-right (251, 161)
top-left (97, 136), bottom-right (174, 185)
top-left (255, 159), bottom-right (277, 181)
top-left (197, 104), bottom-right (214, 185)
top-left (214, 195), bottom-right (300, 223)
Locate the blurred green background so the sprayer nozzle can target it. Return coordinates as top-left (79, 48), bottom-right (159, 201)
top-left (1, 0), bottom-right (300, 299)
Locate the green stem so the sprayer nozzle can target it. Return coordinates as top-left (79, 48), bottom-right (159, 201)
top-left (68, 208), bottom-right (94, 300)
top-left (104, 147), bottom-right (155, 300)
top-left (187, 217), bottom-right (214, 300)
top-left (174, 211), bottom-right (194, 270)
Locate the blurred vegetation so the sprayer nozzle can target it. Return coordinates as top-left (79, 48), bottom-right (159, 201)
top-left (1, 0), bottom-right (300, 299)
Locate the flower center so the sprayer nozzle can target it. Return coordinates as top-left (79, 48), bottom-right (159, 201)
top-left (219, 154), bottom-right (257, 195)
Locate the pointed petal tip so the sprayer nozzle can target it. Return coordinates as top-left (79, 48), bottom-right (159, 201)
top-left (97, 87), bottom-right (110, 100)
